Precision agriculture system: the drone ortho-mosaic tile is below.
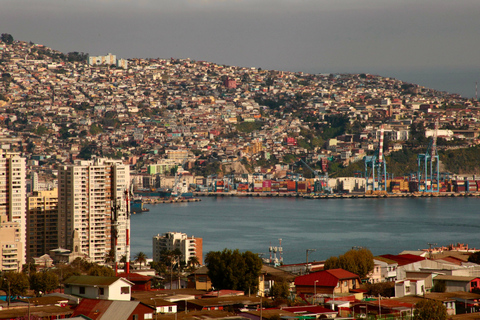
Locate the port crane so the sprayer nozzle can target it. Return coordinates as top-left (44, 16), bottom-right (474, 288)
top-left (172, 154), bottom-right (190, 197)
top-left (299, 158), bottom-right (331, 193)
top-left (417, 116), bottom-right (440, 192)
top-left (364, 125), bottom-right (387, 193)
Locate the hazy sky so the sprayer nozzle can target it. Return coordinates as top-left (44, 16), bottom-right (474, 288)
top-left (2, 0), bottom-right (480, 92)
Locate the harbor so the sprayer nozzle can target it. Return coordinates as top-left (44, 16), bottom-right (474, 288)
top-left (193, 191), bottom-right (480, 199)
top-left (130, 196), bottom-right (480, 263)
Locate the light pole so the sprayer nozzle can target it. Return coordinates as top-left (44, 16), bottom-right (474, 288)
top-left (314, 280), bottom-right (318, 305)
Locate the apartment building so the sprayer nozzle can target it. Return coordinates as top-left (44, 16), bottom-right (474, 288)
top-left (89, 53), bottom-right (116, 66)
top-left (26, 188), bottom-right (58, 261)
top-left (152, 232), bottom-right (203, 265)
top-left (0, 150), bottom-right (26, 270)
top-left (0, 216), bottom-right (23, 272)
top-left (58, 158), bottom-right (130, 264)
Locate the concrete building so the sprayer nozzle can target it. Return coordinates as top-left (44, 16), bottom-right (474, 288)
top-left (0, 215), bottom-right (23, 272)
top-left (89, 53), bottom-right (116, 66)
top-left (0, 150), bottom-right (26, 269)
top-left (26, 188), bottom-right (58, 261)
top-left (58, 158), bottom-right (130, 264)
top-left (152, 232), bottom-right (203, 265)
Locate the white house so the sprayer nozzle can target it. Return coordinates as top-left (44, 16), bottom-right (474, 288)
top-left (395, 279), bottom-right (425, 298)
top-left (64, 275), bottom-right (134, 301)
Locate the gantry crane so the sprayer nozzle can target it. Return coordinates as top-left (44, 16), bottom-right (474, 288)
top-left (417, 116), bottom-right (440, 192)
top-left (299, 158), bottom-right (331, 193)
top-left (364, 125), bottom-right (387, 193)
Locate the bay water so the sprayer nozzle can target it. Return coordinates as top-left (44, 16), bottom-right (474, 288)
top-left (130, 197), bottom-right (480, 264)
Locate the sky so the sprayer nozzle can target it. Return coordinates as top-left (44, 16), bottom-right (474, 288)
top-left (2, 0), bottom-right (480, 97)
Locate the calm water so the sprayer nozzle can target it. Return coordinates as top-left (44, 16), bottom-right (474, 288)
top-left (130, 197), bottom-right (480, 264)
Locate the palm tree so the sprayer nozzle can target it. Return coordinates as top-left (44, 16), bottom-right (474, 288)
top-left (105, 249), bottom-right (115, 267)
top-left (186, 256), bottom-right (200, 273)
top-left (119, 255), bottom-right (127, 270)
top-left (134, 252), bottom-right (147, 270)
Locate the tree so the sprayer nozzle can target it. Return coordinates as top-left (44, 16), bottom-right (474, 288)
top-left (1, 33), bottom-right (14, 45)
top-left (29, 271), bottom-right (59, 296)
top-left (205, 249), bottom-right (263, 294)
top-left (105, 249), bottom-right (115, 266)
top-left (468, 251), bottom-right (480, 264)
top-left (324, 248), bottom-right (374, 279)
top-left (87, 265), bottom-right (115, 277)
top-left (414, 299), bottom-right (447, 320)
top-left (0, 272), bottom-right (29, 306)
top-left (187, 256), bottom-right (200, 273)
top-left (363, 281), bottom-right (395, 297)
top-left (269, 279), bottom-right (290, 300)
top-left (134, 252), bottom-right (147, 269)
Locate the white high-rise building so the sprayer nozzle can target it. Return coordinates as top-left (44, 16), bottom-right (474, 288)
top-left (152, 232), bottom-right (203, 265)
top-left (0, 150), bottom-right (26, 271)
top-left (58, 158), bottom-right (130, 264)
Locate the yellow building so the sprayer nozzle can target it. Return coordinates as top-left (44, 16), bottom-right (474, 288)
top-left (0, 215), bottom-right (23, 272)
top-left (27, 188), bottom-right (58, 261)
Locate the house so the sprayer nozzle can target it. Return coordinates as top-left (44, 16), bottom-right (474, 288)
top-left (116, 272), bottom-right (153, 291)
top-left (187, 265), bottom-right (291, 296)
top-left (281, 305), bottom-right (338, 318)
top-left (186, 295), bottom-right (262, 312)
top-left (369, 257), bottom-right (399, 283)
top-left (433, 275), bottom-right (480, 293)
top-left (294, 268), bottom-right (361, 298)
top-left (395, 279), bottom-right (425, 297)
top-left (71, 298), bottom-right (155, 320)
top-left (64, 275), bottom-right (134, 301)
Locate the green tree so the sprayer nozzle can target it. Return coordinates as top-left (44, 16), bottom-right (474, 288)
top-left (0, 272), bottom-right (29, 306)
top-left (363, 281), bottom-right (395, 297)
top-left (105, 249), bottom-right (115, 266)
top-left (134, 252), bottom-right (148, 269)
top-left (150, 261), bottom-right (167, 275)
top-left (269, 280), bottom-right (290, 300)
top-left (87, 265), bottom-right (115, 277)
top-left (1, 33), bottom-right (14, 45)
top-left (205, 249), bottom-right (263, 294)
top-left (29, 271), bottom-right (59, 295)
top-left (414, 299), bottom-right (447, 320)
top-left (468, 252), bottom-right (480, 264)
top-left (89, 123), bottom-right (103, 135)
top-left (324, 248), bottom-right (374, 279)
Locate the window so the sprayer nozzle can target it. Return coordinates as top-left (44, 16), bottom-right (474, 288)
top-left (344, 281), bottom-right (348, 287)
top-left (79, 286), bottom-right (85, 294)
top-left (405, 286), bottom-right (410, 293)
top-left (145, 314), bottom-right (153, 320)
top-left (132, 315), bottom-right (138, 320)
top-left (99, 287), bottom-right (104, 295)
top-left (168, 307), bottom-right (173, 312)
top-left (121, 286), bottom-right (130, 294)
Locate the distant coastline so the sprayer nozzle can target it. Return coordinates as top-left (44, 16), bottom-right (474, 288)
top-left (304, 66), bottom-right (480, 99)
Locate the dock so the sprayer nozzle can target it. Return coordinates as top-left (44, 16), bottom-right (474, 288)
top-left (142, 197), bottom-right (202, 204)
top-left (193, 191), bottom-right (480, 199)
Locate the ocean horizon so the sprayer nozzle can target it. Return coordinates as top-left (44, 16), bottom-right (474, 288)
top-left (303, 66), bottom-right (480, 100)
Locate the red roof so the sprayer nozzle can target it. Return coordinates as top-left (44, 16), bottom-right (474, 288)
top-left (295, 269), bottom-right (360, 287)
top-left (281, 305), bottom-right (337, 314)
top-left (379, 254), bottom-right (425, 266)
top-left (72, 299), bottom-right (111, 319)
top-left (116, 272), bottom-right (152, 282)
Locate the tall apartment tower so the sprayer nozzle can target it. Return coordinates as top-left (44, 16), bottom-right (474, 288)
top-left (152, 232), bottom-right (203, 265)
top-left (26, 188), bottom-right (58, 261)
top-left (58, 158), bottom-right (130, 265)
top-left (0, 150), bottom-right (26, 271)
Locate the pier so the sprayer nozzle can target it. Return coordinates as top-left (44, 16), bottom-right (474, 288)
top-left (193, 191), bottom-right (480, 199)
